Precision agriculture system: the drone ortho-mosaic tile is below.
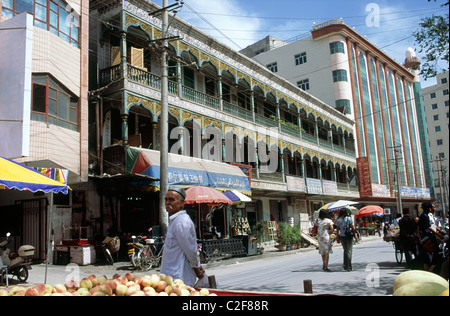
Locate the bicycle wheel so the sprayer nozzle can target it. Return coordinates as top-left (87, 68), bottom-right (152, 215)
top-left (103, 246), bottom-right (114, 265)
top-left (137, 246), bottom-right (154, 271)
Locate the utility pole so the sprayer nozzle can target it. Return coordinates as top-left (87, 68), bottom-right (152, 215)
top-left (149, 1), bottom-right (183, 236)
top-left (431, 156), bottom-right (448, 217)
top-left (389, 145), bottom-right (403, 216)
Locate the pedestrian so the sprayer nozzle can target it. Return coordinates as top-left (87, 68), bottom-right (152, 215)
top-left (160, 186), bottom-right (206, 286)
top-left (336, 206), bottom-right (357, 271)
top-left (316, 210), bottom-right (334, 271)
top-left (418, 202), bottom-right (444, 244)
top-left (398, 208), bottom-right (419, 267)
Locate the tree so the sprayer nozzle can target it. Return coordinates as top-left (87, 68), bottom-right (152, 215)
top-left (412, 0), bottom-right (449, 80)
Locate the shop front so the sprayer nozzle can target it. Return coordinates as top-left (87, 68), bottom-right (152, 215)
top-left (125, 147), bottom-right (254, 261)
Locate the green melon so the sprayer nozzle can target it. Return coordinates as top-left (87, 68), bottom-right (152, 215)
top-left (393, 270), bottom-right (449, 292)
top-left (393, 281), bottom-right (448, 296)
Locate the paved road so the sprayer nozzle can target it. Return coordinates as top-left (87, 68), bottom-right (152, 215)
top-left (204, 237), bottom-right (406, 296)
top-left (3, 237), bottom-right (406, 296)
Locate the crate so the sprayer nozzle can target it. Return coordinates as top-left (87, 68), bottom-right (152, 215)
top-left (70, 245), bottom-right (96, 266)
top-left (264, 221), bottom-right (277, 241)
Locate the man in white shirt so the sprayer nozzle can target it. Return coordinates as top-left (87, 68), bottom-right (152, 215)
top-left (160, 186), bottom-right (205, 286)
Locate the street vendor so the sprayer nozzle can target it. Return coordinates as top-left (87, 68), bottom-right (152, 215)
top-left (161, 186), bottom-right (205, 286)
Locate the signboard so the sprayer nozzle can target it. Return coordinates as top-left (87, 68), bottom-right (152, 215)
top-left (357, 157), bottom-right (372, 196)
top-left (286, 176), bottom-right (306, 192)
top-left (306, 178), bottom-right (323, 195)
top-left (322, 180), bottom-right (338, 195)
top-left (400, 186), bottom-right (431, 199)
top-left (372, 184), bottom-right (390, 197)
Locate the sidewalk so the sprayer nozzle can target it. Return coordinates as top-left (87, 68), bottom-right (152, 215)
top-left (1, 235), bottom-right (383, 289)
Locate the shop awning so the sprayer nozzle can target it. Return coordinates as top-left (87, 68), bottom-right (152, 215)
top-left (125, 147), bottom-right (251, 194)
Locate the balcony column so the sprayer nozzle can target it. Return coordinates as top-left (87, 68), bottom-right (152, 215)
top-left (255, 146), bottom-right (260, 180)
top-left (177, 60), bottom-right (183, 98)
top-left (345, 169), bottom-right (350, 190)
top-left (342, 133), bottom-right (347, 154)
top-left (218, 76), bottom-right (223, 111)
top-left (222, 138), bottom-right (226, 163)
top-left (315, 121), bottom-right (319, 145)
top-left (276, 103), bottom-right (281, 132)
top-left (335, 166), bottom-right (339, 183)
top-left (297, 113), bottom-right (302, 140)
top-left (121, 114), bottom-right (129, 145)
top-left (120, 31), bottom-right (127, 79)
top-left (152, 122), bottom-right (158, 150)
top-left (300, 158), bottom-right (305, 178)
top-left (250, 91), bottom-right (256, 124)
top-left (279, 153), bottom-right (285, 183)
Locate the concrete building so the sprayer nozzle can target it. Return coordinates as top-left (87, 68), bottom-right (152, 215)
top-left (0, 0), bottom-right (89, 261)
top-left (422, 71), bottom-right (449, 216)
top-left (243, 19), bottom-right (434, 215)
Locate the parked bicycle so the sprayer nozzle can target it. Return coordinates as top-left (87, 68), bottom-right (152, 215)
top-left (97, 240), bottom-right (114, 265)
top-left (137, 236), bottom-right (165, 271)
top-left (127, 235), bottom-right (148, 268)
top-left (97, 236), bottom-right (120, 265)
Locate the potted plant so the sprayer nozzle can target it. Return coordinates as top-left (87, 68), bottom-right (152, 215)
top-left (290, 225), bottom-right (302, 249)
top-left (277, 222), bottom-right (290, 251)
top-left (252, 220), bottom-right (265, 255)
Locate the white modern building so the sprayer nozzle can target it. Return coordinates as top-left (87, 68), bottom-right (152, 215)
top-left (422, 71), bottom-right (449, 216)
top-left (242, 19), bottom-right (434, 215)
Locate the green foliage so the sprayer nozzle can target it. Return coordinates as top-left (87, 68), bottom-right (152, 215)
top-left (412, 1), bottom-right (449, 79)
top-left (277, 222), bottom-right (302, 245)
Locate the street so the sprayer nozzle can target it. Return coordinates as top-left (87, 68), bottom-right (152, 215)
top-left (4, 237), bottom-right (407, 296)
top-left (205, 237), bottom-right (405, 296)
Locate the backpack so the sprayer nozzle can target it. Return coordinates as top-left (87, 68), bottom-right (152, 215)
top-left (344, 217), bottom-right (354, 239)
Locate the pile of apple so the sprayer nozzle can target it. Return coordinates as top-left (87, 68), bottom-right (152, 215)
top-left (0, 272), bottom-right (216, 296)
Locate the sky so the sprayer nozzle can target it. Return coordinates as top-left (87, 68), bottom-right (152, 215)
top-left (152, 0), bottom-right (449, 86)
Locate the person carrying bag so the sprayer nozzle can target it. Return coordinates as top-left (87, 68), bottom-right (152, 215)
top-left (336, 206), bottom-right (357, 271)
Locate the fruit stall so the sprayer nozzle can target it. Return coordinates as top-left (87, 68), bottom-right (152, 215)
top-left (1, 269), bottom-right (448, 296)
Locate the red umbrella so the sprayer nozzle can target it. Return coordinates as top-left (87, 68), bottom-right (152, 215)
top-left (184, 186), bottom-right (232, 205)
top-left (356, 205), bottom-right (384, 218)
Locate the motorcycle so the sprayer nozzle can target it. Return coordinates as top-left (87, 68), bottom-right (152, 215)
top-left (0, 233), bottom-right (35, 283)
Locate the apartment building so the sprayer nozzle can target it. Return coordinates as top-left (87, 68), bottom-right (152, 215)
top-left (244, 19), bottom-right (433, 214)
top-left (88, 0), bottom-right (359, 241)
top-left (422, 71), bottom-right (449, 216)
top-left (0, 0), bottom-right (89, 261)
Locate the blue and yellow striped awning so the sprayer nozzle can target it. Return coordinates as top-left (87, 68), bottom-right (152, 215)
top-left (0, 156), bottom-right (70, 194)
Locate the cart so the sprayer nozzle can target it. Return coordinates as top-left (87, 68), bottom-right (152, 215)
top-left (383, 235), bottom-right (403, 264)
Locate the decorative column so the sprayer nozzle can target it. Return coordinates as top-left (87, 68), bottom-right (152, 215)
top-left (121, 114), bottom-right (129, 145)
top-left (279, 153), bottom-right (285, 183)
top-left (250, 91), bottom-right (256, 123)
top-left (120, 31), bottom-right (127, 79)
top-left (218, 76), bottom-right (223, 111)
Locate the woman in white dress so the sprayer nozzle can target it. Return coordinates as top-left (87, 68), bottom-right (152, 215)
top-left (317, 209), bottom-right (334, 271)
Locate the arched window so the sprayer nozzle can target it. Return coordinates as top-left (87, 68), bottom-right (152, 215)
top-left (2, 0), bottom-right (79, 47)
